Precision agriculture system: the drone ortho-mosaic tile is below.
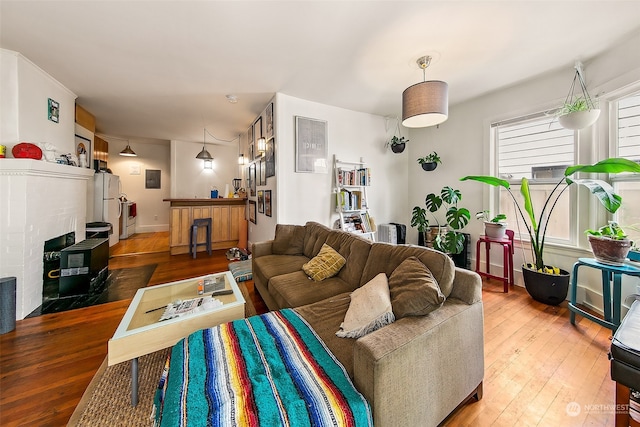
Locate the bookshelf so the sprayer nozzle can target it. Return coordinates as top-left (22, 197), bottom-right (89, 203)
top-left (333, 155), bottom-right (375, 241)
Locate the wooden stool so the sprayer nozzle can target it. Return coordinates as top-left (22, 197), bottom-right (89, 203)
top-left (190, 218), bottom-right (212, 259)
top-left (475, 230), bottom-right (514, 293)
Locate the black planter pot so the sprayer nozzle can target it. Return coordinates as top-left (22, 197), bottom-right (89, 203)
top-left (418, 231), bottom-right (426, 246)
top-left (391, 143), bottom-right (405, 153)
top-left (421, 162), bottom-right (438, 171)
top-left (522, 265), bottom-right (570, 306)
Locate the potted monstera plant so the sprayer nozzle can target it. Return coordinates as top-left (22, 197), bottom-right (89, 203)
top-left (422, 186), bottom-right (470, 255)
top-left (410, 206), bottom-right (429, 246)
top-left (461, 158), bottom-right (640, 305)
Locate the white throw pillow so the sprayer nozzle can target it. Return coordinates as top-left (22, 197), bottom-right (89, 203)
top-left (336, 273), bottom-right (395, 339)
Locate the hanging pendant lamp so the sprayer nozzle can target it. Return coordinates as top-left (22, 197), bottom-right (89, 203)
top-left (119, 141), bottom-right (137, 157)
top-left (402, 56), bottom-right (449, 128)
top-left (196, 128), bottom-right (213, 160)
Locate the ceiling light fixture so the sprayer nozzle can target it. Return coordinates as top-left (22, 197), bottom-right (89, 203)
top-left (226, 94), bottom-right (238, 104)
top-left (119, 141), bottom-right (137, 157)
top-left (402, 55), bottom-right (448, 128)
top-left (238, 153), bottom-right (245, 165)
top-left (196, 128), bottom-right (213, 161)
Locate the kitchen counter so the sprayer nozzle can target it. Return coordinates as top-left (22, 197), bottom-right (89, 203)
top-left (163, 198), bottom-right (247, 255)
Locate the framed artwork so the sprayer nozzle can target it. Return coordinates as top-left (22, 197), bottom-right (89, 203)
top-left (74, 134), bottom-right (91, 168)
top-left (249, 200), bottom-right (257, 224)
top-left (48, 98), bottom-right (59, 123)
top-left (249, 162), bottom-right (256, 196)
top-left (265, 103), bottom-right (274, 139)
top-left (257, 190), bottom-right (264, 213)
top-left (255, 160), bottom-right (262, 186)
top-left (145, 169), bottom-right (161, 189)
top-left (265, 138), bottom-right (275, 178)
top-left (295, 116), bottom-right (328, 173)
top-left (248, 125), bottom-right (254, 161)
top-left (260, 158), bottom-right (266, 185)
top-left (265, 190), bottom-right (272, 217)
top-left (253, 117), bottom-right (263, 160)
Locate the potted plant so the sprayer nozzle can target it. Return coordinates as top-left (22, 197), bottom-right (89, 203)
top-left (417, 152), bottom-right (442, 171)
top-left (476, 210), bottom-right (507, 239)
top-left (585, 221), bottom-right (632, 266)
top-left (461, 157), bottom-right (640, 305)
top-left (388, 135), bottom-right (408, 153)
top-left (629, 244), bottom-right (640, 263)
top-left (423, 186), bottom-right (471, 254)
top-left (557, 96), bottom-right (601, 130)
top-left (410, 206), bottom-right (429, 246)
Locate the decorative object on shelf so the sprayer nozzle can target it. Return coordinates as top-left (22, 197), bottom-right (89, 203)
top-left (556, 61), bottom-right (601, 130)
top-left (410, 206), bottom-right (429, 246)
top-left (12, 142), bottom-right (43, 160)
top-left (461, 157), bottom-right (640, 304)
top-left (423, 186), bottom-right (470, 254)
top-left (402, 55), bottom-right (448, 128)
top-left (232, 178), bottom-right (242, 197)
top-left (296, 116), bottom-right (328, 173)
top-left (585, 222), bottom-right (632, 266)
top-left (195, 128), bottom-right (212, 161)
top-left (476, 211), bottom-right (507, 239)
top-left (417, 151), bottom-right (442, 171)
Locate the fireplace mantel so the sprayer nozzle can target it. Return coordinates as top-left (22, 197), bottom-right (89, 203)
top-left (0, 159), bottom-right (95, 179)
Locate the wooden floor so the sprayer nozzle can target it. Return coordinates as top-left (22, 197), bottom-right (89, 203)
top-left (0, 232), bottom-right (618, 426)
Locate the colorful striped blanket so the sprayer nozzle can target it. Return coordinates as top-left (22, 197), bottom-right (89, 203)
top-left (154, 309), bottom-right (372, 427)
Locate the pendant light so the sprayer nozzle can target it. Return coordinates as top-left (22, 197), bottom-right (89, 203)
top-left (119, 140), bottom-right (137, 157)
top-left (402, 56), bottom-right (448, 128)
top-left (196, 128), bottom-right (213, 161)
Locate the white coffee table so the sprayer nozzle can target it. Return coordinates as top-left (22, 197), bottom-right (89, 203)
top-left (108, 271), bottom-right (245, 405)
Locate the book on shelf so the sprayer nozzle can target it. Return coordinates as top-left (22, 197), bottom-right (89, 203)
top-left (336, 189), bottom-right (367, 212)
top-left (337, 167), bottom-right (371, 186)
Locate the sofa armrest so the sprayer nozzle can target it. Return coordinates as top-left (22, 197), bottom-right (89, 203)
top-left (251, 240), bottom-right (273, 258)
top-left (353, 300), bottom-right (484, 427)
top-left (449, 267), bottom-right (483, 305)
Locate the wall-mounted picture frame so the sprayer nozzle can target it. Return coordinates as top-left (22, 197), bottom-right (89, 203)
top-left (48, 98), bottom-right (59, 123)
top-left (265, 190), bottom-right (272, 217)
top-left (145, 169), bottom-right (161, 189)
top-left (257, 190), bottom-right (264, 213)
top-left (265, 137), bottom-right (275, 178)
top-left (249, 162), bottom-right (256, 196)
top-left (249, 200), bottom-right (257, 224)
top-left (265, 103), bottom-right (274, 139)
top-left (255, 160), bottom-right (262, 186)
top-left (295, 116), bottom-right (328, 173)
top-left (248, 125), bottom-right (254, 161)
top-left (74, 134), bottom-right (92, 168)
top-left (260, 158), bottom-right (267, 185)
top-left (254, 116), bottom-right (263, 141)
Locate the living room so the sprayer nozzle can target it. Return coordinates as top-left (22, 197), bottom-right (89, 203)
top-left (2, 2), bottom-right (640, 426)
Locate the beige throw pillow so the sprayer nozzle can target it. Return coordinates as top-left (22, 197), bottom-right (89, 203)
top-left (302, 243), bottom-right (346, 281)
top-left (388, 256), bottom-right (445, 318)
top-left (336, 273), bottom-right (395, 339)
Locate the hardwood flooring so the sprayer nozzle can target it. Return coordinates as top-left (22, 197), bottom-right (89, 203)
top-left (0, 233), bottom-right (618, 426)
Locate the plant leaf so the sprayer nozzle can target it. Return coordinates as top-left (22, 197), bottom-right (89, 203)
top-left (446, 207), bottom-right (470, 230)
top-left (571, 178), bottom-right (623, 213)
top-left (565, 158), bottom-right (640, 177)
top-left (460, 176), bottom-right (511, 189)
top-left (425, 193), bottom-right (442, 213)
top-left (520, 178), bottom-right (538, 232)
top-left (441, 186), bottom-right (461, 204)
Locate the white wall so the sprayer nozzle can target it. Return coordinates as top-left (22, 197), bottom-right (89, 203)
top-left (1, 49), bottom-right (76, 154)
top-left (407, 30), bottom-right (640, 312)
top-left (107, 138), bottom-right (172, 233)
top-left (261, 93), bottom-right (409, 245)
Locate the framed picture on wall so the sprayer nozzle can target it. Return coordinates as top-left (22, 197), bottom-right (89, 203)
top-left (249, 200), bottom-right (257, 224)
top-left (265, 137), bottom-right (275, 178)
top-left (74, 134), bottom-right (92, 168)
top-left (145, 169), bottom-right (161, 189)
top-left (248, 124), bottom-right (254, 161)
top-left (265, 190), bottom-right (272, 217)
top-left (295, 116), bottom-right (328, 173)
top-left (260, 158), bottom-right (266, 185)
top-left (257, 190), bottom-right (264, 213)
top-left (249, 162), bottom-right (256, 196)
top-left (265, 103), bottom-right (274, 139)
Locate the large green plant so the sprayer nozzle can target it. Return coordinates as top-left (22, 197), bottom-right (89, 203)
top-left (461, 158), bottom-right (640, 270)
top-left (423, 186), bottom-right (470, 254)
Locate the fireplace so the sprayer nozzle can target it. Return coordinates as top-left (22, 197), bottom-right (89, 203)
top-left (0, 159), bottom-right (95, 319)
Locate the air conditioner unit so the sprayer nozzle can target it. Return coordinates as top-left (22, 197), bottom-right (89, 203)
top-left (377, 224), bottom-right (398, 244)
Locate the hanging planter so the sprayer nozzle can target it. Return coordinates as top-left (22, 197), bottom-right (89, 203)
top-left (417, 151), bottom-right (441, 171)
top-left (385, 118), bottom-right (408, 154)
top-left (556, 62), bottom-right (600, 130)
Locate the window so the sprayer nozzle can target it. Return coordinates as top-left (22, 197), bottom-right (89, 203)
top-left (611, 91), bottom-right (640, 244)
top-left (492, 115), bottom-right (575, 244)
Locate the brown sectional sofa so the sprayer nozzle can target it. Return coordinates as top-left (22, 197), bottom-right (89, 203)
top-left (252, 221), bottom-right (484, 427)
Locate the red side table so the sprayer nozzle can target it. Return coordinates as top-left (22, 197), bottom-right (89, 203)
top-left (475, 230), bottom-right (514, 293)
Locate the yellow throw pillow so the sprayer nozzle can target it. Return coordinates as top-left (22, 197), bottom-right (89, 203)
top-left (302, 243), bottom-right (346, 281)
top-left (336, 273), bottom-right (395, 338)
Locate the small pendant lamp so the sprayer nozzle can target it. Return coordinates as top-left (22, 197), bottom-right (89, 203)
top-left (196, 128), bottom-right (213, 161)
top-left (119, 141), bottom-right (137, 157)
top-left (402, 56), bottom-right (449, 128)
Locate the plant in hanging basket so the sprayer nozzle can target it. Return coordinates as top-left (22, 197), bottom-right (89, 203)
top-left (585, 221), bottom-right (632, 266)
top-left (557, 97), bottom-right (601, 130)
top-left (387, 135), bottom-right (408, 153)
top-left (417, 151), bottom-right (442, 171)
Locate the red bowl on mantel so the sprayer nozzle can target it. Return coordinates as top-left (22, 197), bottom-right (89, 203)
top-left (12, 142), bottom-right (42, 160)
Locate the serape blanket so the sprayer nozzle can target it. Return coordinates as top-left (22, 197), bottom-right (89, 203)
top-left (154, 309), bottom-right (372, 427)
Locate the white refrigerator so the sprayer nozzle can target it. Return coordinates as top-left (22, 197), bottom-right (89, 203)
top-left (94, 172), bottom-right (121, 247)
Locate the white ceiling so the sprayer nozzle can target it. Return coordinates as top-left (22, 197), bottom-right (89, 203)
top-left (2, 1), bottom-right (640, 145)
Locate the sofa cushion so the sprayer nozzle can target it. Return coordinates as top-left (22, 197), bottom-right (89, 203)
top-left (294, 292), bottom-right (355, 378)
top-left (272, 224), bottom-right (306, 255)
top-left (303, 222), bottom-right (332, 258)
top-left (253, 254), bottom-right (309, 291)
top-left (302, 243), bottom-right (346, 282)
top-left (337, 273), bottom-right (395, 339)
top-left (360, 243), bottom-right (456, 298)
top-left (269, 271), bottom-right (354, 308)
top-left (388, 256), bottom-right (445, 318)
top-left (325, 230), bottom-right (372, 288)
